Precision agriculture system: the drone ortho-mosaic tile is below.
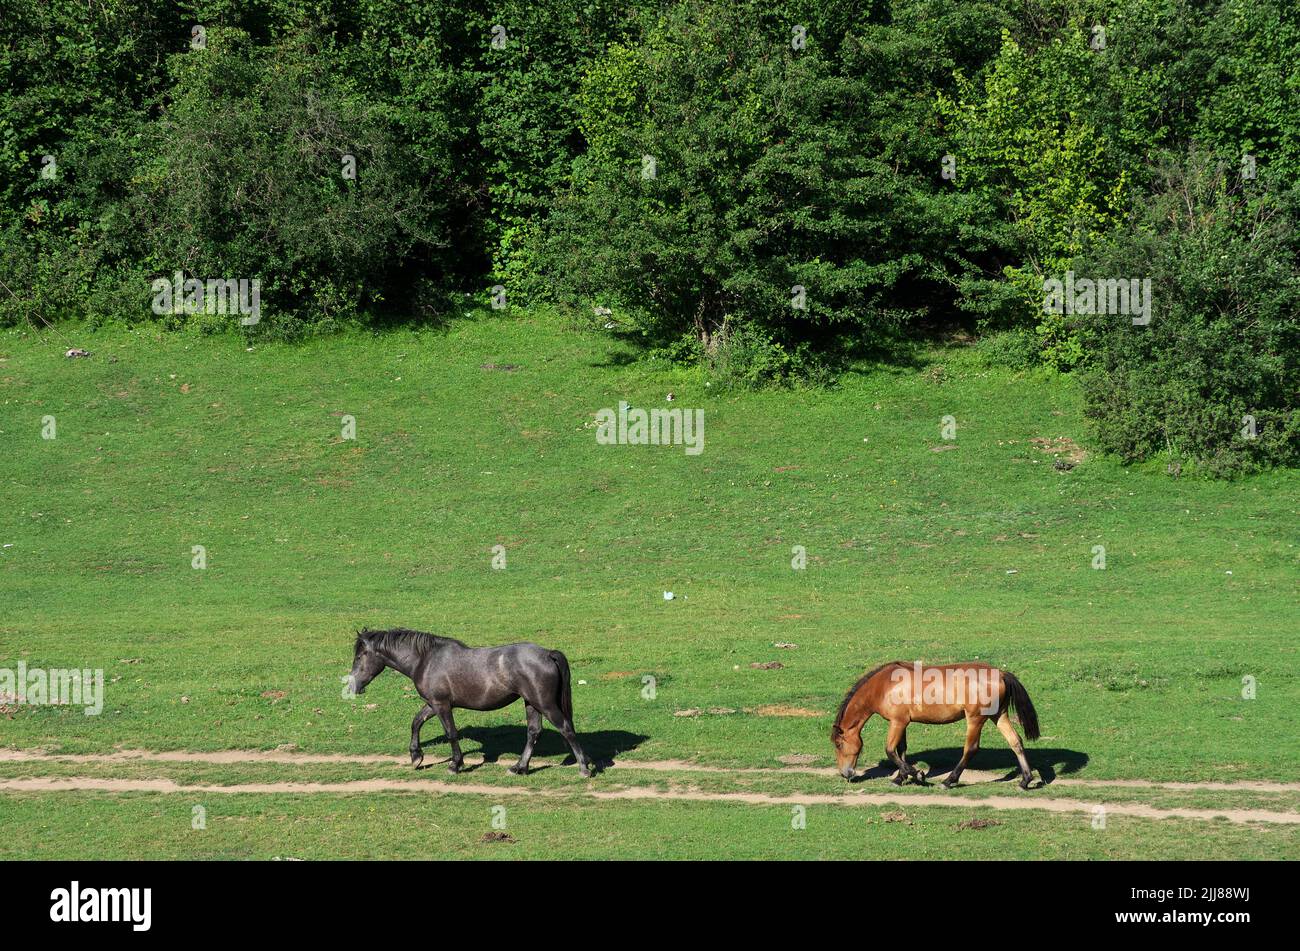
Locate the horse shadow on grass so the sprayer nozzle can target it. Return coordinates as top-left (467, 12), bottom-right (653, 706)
top-left (419, 726), bottom-right (648, 774)
top-left (853, 747), bottom-right (1089, 788)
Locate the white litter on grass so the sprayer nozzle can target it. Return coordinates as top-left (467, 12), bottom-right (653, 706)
top-left (577, 680), bottom-right (587, 685)
top-left (663, 591), bottom-right (674, 600)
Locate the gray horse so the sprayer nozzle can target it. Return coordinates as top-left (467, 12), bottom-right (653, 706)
top-left (348, 627), bottom-right (592, 777)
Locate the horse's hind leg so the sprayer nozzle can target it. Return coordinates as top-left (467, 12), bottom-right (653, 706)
top-left (885, 719), bottom-right (921, 785)
top-left (995, 712), bottom-right (1034, 789)
top-left (536, 700), bottom-right (592, 778)
top-left (409, 704), bottom-right (435, 768)
top-left (509, 702), bottom-right (543, 776)
top-left (435, 706), bottom-right (464, 774)
top-left (943, 715), bottom-right (984, 789)
top-left (558, 720), bottom-right (592, 778)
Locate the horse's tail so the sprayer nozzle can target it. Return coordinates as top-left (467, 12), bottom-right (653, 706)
top-left (549, 650), bottom-right (574, 725)
top-left (1002, 670), bottom-right (1040, 741)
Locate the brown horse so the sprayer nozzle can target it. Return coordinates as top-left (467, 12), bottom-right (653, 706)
top-left (830, 661), bottom-right (1040, 789)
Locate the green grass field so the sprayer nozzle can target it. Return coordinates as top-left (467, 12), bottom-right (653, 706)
top-left (2, 310), bottom-right (1296, 859)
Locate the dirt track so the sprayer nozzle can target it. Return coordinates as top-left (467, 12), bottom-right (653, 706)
top-left (2, 748), bottom-right (1297, 826)
top-left (2, 748), bottom-right (1298, 792)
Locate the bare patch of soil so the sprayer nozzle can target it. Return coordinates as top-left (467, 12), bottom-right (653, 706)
top-left (751, 705), bottom-right (821, 718)
top-left (1029, 436), bottom-right (1087, 464)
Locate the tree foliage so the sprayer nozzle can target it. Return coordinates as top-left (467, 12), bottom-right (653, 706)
top-left (1, 0), bottom-right (1297, 470)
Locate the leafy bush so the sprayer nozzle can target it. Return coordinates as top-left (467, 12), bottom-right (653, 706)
top-left (472, 0), bottom-right (637, 285)
top-left (941, 24), bottom-right (1134, 366)
top-left (0, 0), bottom-right (176, 324)
top-left (130, 26), bottom-right (464, 335)
top-left (1, 3), bottom-right (479, 332)
top-left (0, 0), bottom-right (173, 218)
top-left (940, 1), bottom-right (1229, 366)
top-left (1197, 0), bottom-right (1300, 185)
top-left (1077, 152), bottom-right (1300, 475)
top-left (538, 0), bottom-right (985, 368)
top-left (974, 329), bottom-right (1041, 370)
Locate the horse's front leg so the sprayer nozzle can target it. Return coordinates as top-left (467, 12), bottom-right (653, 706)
top-left (436, 706), bottom-right (464, 773)
top-left (885, 719), bottom-right (922, 785)
top-left (509, 702), bottom-right (543, 775)
top-left (409, 704), bottom-right (435, 768)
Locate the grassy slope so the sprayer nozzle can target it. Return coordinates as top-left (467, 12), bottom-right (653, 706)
top-left (1, 311), bottom-right (1296, 858)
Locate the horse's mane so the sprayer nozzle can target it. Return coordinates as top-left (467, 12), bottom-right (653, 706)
top-left (832, 661), bottom-right (905, 732)
top-left (355, 627), bottom-right (467, 657)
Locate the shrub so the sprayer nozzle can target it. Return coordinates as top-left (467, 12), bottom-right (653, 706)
top-left (1196, 0), bottom-right (1300, 186)
top-left (472, 0), bottom-right (637, 285)
top-left (1077, 151), bottom-right (1300, 475)
top-left (130, 26), bottom-right (464, 335)
top-left (538, 0), bottom-right (966, 370)
top-left (940, 24), bottom-right (1133, 365)
top-left (974, 329), bottom-right (1041, 370)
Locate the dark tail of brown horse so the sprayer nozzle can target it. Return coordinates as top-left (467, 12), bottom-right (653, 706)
top-left (1003, 671), bottom-right (1040, 741)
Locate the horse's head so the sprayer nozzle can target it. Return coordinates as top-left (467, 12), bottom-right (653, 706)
top-left (831, 721), bottom-right (863, 780)
top-left (348, 630), bottom-right (387, 695)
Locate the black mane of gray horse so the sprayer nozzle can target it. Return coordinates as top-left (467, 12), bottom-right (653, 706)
top-left (348, 627), bottom-right (591, 777)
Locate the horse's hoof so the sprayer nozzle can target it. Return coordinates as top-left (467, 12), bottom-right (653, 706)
top-left (1019, 776), bottom-right (1034, 790)
top-left (507, 765), bottom-right (526, 776)
top-left (447, 763), bottom-right (461, 775)
top-left (579, 767), bottom-right (592, 778)
top-left (913, 771), bottom-right (927, 785)
top-left (942, 780), bottom-right (957, 790)
top-left (890, 775), bottom-right (905, 787)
